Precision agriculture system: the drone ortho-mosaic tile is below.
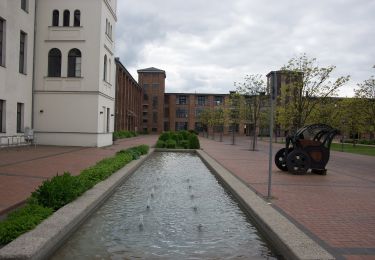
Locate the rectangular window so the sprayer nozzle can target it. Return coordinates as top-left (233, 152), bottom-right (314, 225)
top-left (153, 112), bottom-right (158, 124)
top-left (214, 96), bottom-right (224, 105)
top-left (177, 95), bottom-right (187, 105)
top-left (0, 18), bottom-right (5, 66)
top-left (106, 108), bottom-right (110, 133)
top-left (16, 103), bottom-right (24, 133)
top-left (19, 31), bottom-right (27, 74)
top-left (197, 96), bottom-right (207, 106)
top-left (152, 96), bottom-right (158, 109)
top-left (175, 122), bottom-right (188, 131)
top-left (75, 57), bottom-right (81, 77)
top-left (0, 100), bottom-right (5, 132)
top-left (21, 0), bottom-right (28, 12)
top-left (176, 108), bottom-right (188, 118)
top-left (152, 83), bottom-right (159, 89)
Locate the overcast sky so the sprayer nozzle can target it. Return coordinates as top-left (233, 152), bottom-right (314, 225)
top-left (115, 0), bottom-right (375, 97)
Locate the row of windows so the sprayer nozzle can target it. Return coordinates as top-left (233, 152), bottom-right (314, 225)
top-left (52, 10), bottom-right (81, 27)
top-left (0, 17), bottom-right (28, 74)
top-left (0, 100), bottom-right (24, 133)
top-left (48, 48), bottom-right (81, 77)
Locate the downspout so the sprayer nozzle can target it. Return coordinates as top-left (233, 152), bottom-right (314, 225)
top-left (31, 0), bottom-right (37, 129)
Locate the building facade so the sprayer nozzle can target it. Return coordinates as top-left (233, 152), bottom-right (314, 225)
top-left (115, 58), bottom-right (142, 132)
top-left (0, 0), bottom-right (35, 143)
top-left (33, 0), bottom-right (117, 147)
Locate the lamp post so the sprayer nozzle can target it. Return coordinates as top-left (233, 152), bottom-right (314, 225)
top-left (267, 71), bottom-right (277, 200)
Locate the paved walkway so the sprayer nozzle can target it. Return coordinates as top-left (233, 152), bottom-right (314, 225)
top-left (0, 134), bottom-right (374, 260)
top-left (200, 135), bottom-right (375, 260)
top-left (0, 135), bottom-right (158, 216)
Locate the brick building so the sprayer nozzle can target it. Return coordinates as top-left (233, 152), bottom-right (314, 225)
top-left (114, 58), bottom-right (142, 132)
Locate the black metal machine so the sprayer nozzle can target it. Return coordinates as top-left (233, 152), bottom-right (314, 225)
top-left (275, 124), bottom-right (339, 175)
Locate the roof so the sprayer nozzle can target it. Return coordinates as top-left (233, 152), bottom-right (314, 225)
top-left (137, 67), bottom-right (166, 73)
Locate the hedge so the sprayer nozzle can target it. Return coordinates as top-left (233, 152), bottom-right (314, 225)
top-left (0, 144), bottom-right (149, 245)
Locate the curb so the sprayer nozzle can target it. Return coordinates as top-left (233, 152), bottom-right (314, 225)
top-left (196, 149), bottom-right (335, 260)
top-left (0, 150), bottom-right (154, 260)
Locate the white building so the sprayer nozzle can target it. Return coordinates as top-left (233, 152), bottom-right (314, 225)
top-left (0, 0), bottom-right (117, 147)
top-left (33, 0), bottom-right (117, 147)
top-left (0, 0), bottom-right (35, 143)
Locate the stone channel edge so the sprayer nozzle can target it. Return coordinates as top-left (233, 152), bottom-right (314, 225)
top-left (0, 148), bottom-right (335, 260)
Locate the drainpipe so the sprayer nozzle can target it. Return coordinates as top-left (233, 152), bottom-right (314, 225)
top-left (31, 0), bottom-right (37, 130)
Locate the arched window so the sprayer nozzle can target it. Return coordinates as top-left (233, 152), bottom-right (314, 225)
top-left (67, 48), bottom-right (81, 77)
top-left (110, 25), bottom-right (112, 38)
top-left (74, 10), bottom-right (80, 27)
top-left (103, 55), bottom-right (107, 81)
top-left (63, 10), bottom-right (70, 26)
top-left (52, 10), bottom-right (59, 26)
top-left (48, 48), bottom-right (62, 77)
top-left (105, 19), bottom-right (108, 34)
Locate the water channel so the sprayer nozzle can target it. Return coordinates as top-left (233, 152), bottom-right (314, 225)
top-left (52, 152), bottom-right (278, 259)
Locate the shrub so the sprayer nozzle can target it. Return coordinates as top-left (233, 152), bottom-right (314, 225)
top-left (159, 132), bottom-right (171, 141)
top-left (0, 204), bottom-right (53, 244)
top-left (136, 145), bottom-right (149, 155)
top-left (156, 140), bottom-right (165, 148)
top-left (31, 172), bottom-right (85, 210)
top-left (188, 134), bottom-right (200, 149)
top-left (189, 129), bottom-right (198, 135)
top-left (179, 140), bottom-right (189, 149)
top-left (165, 139), bottom-right (177, 148)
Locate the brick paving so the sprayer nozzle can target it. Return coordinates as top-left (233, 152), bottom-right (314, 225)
top-left (0, 134), bottom-right (374, 260)
top-left (199, 135), bottom-right (375, 260)
top-left (0, 135), bottom-right (157, 215)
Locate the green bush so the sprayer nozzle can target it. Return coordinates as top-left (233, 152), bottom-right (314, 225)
top-left (165, 139), bottom-right (177, 148)
top-left (31, 172), bottom-right (85, 210)
top-left (0, 204), bottom-right (53, 244)
top-left (179, 140), bottom-right (189, 149)
top-left (188, 134), bottom-right (200, 149)
top-left (113, 130), bottom-right (138, 140)
top-left (0, 144), bottom-right (150, 245)
top-left (156, 140), bottom-right (165, 148)
top-left (159, 132), bottom-right (171, 141)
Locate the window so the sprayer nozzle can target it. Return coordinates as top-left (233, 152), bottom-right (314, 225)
top-left (177, 95), bottom-right (187, 105)
top-left (103, 55), bottom-right (107, 81)
top-left (152, 83), bottom-right (159, 90)
top-left (67, 48), bottom-right (81, 77)
top-left (153, 112), bottom-right (157, 124)
top-left (175, 122), bottom-right (188, 131)
top-left (105, 19), bottom-right (108, 34)
top-left (108, 59), bottom-right (111, 83)
top-left (197, 96), bottom-right (207, 106)
top-left (21, 0), bottom-right (28, 12)
top-left (48, 48), bottom-right (61, 77)
top-left (19, 31), bottom-right (27, 74)
top-left (52, 10), bottom-right (59, 26)
top-left (0, 18), bottom-right (5, 66)
top-left (152, 96), bottom-right (158, 109)
top-left (214, 96), bottom-right (224, 105)
top-left (74, 10), bottom-right (80, 27)
top-left (195, 108), bottom-right (204, 117)
top-left (0, 100), bottom-right (5, 132)
top-left (176, 108), bottom-right (188, 118)
top-left (143, 84), bottom-right (149, 91)
top-left (16, 103), bottom-right (24, 133)
top-left (106, 108), bottom-right (110, 133)
top-left (63, 10), bottom-right (70, 26)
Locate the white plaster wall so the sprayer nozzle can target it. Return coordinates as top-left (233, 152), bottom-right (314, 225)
top-left (33, 0), bottom-right (117, 147)
top-left (0, 0), bottom-right (35, 138)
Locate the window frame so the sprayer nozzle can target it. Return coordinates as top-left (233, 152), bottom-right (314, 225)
top-left (0, 17), bottom-right (5, 67)
top-left (0, 100), bottom-right (5, 133)
top-left (16, 103), bottom-right (24, 133)
top-left (19, 31), bottom-right (27, 74)
top-left (52, 10), bottom-right (59, 26)
top-left (21, 0), bottom-right (28, 12)
top-left (73, 10), bottom-right (80, 27)
top-left (63, 10), bottom-right (70, 27)
top-left (67, 48), bottom-right (82, 78)
top-left (48, 48), bottom-right (62, 77)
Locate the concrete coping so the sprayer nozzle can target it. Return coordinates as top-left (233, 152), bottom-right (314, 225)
top-left (0, 148), bottom-right (334, 260)
top-left (196, 149), bottom-right (335, 260)
top-left (0, 150), bottom-right (154, 260)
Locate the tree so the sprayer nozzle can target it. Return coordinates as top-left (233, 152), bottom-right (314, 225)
top-left (277, 53), bottom-right (350, 132)
top-left (228, 92), bottom-right (241, 144)
top-left (198, 108), bottom-right (212, 138)
top-left (354, 72), bottom-right (375, 139)
top-left (235, 74), bottom-right (266, 150)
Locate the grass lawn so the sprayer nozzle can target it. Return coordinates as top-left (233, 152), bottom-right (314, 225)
top-left (331, 143), bottom-right (375, 156)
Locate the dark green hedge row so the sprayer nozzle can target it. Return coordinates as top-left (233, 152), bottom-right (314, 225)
top-left (0, 145), bottom-right (149, 245)
top-left (156, 130), bottom-right (200, 149)
top-left (341, 139), bottom-right (375, 145)
top-left (113, 130), bottom-right (138, 140)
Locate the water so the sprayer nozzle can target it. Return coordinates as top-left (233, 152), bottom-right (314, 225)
top-left (52, 152), bottom-right (278, 259)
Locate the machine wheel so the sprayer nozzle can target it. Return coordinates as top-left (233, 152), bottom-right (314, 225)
top-left (286, 149), bottom-right (311, 175)
top-left (274, 148), bottom-right (292, 171)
